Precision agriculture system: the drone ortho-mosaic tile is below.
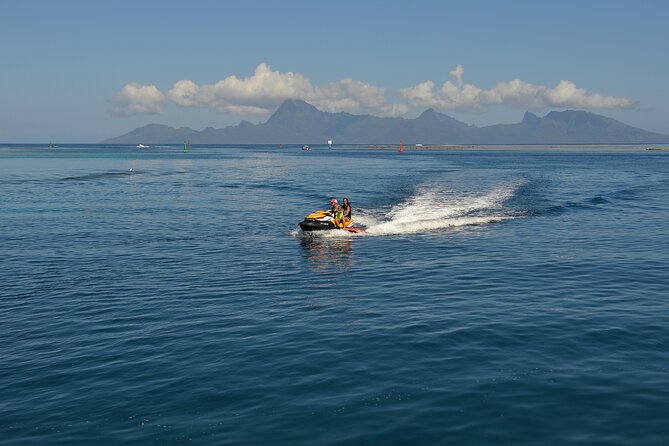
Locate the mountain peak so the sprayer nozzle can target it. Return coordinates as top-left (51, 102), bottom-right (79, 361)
top-left (274, 99), bottom-right (319, 114)
top-left (417, 108), bottom-right (439, 119)
top-left (417, 108), bottom-right (468, 128)
top-left (265, 99), bottom-right (322, 126)
top-left (522, 111), bottom-right (540, 125)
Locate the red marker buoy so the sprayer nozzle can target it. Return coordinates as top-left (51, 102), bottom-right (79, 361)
top-left (399, 139), bottom-right (404, 153)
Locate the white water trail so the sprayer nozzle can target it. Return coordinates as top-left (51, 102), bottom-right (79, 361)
top-left (355, 181), bottom-right (522, 236)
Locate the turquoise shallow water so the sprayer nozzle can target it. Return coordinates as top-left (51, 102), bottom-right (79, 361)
top-left (1, 144), bottom-right (668, 445)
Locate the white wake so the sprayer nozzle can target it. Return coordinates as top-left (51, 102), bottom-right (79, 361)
top-left (355, 182), bottom-right (521, 236)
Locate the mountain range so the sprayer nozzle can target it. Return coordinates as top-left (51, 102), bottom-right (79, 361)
top-left (101, 99), bottom-right (669, 145)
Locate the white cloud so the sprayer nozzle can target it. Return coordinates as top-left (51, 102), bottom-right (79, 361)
top-left (167, 63), bottom-right (316, 114)
top-left (400, 65), bottom-right (634, 112)
top-left (450, 64), bottom-right (465, 87)
top-left (114, 64), bottom-right (406, 118)
top-left (544, 80), bottom-right (634, 108)
top-left (111, 83), bottom-right (166, 116)
top-left (309, 78), bottom-right (408, 117)
top-left (111, 63), bottom-right (634, 119)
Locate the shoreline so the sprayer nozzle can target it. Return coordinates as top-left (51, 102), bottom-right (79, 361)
top-left (1, 143), bottom-right (668, 152)
top-left (357, 144), bottom-right (669, 151)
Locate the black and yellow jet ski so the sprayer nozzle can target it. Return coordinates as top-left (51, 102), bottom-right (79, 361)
top-left (298, 210), bottom-right (365, 233)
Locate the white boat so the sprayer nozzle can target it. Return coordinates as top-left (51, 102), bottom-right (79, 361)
top-left (303, 145), bottom-right (310, 151)
top-left (137, 144), bottom-right (148, 149)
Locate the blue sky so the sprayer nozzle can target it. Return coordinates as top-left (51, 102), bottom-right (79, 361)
top-left (1, 0), bottom-right (668, 142)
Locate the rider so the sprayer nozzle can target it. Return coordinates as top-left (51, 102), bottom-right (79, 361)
top-left (334, 205), bottom-right (345, 228)
top-left (341, 197), bottom-right (352, 227)
top-left (329, 198), bottom-right (341, 227)
top-left (330, 198), bottom-right (338, 215)
top-left (330, 198), bottom-right (339, 225)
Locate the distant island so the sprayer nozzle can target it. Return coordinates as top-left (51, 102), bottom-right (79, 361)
top-left (101, 99), bottom-right (669, 145)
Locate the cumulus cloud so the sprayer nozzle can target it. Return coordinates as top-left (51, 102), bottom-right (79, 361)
top-left (167, 64), bottom-right (316, 114)
top-left (309, 78), bottom-right (408, 117)
top-left (113, 64), bottom-right (406, 118)
top-left (400, 64), bottom-right (634, 111)
top-left (111, 63), bottom-right (634, 118)
top-left (111, 83), bottom-right (166, 116)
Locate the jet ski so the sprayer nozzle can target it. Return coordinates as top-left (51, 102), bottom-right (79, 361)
top-left (298, 210), bottom-right (365, 233)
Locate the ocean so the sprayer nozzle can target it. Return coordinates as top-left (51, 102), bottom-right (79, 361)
top-left (1, 144), bottom-right (668, 445)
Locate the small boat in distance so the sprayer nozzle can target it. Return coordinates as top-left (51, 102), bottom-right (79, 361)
top-left (137, 144), bottom-right (148, 149)
top-left (303, 145), bottom-right (310, 151)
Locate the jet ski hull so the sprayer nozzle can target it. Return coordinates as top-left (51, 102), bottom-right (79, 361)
top-left (298, 219), bottom-right (337, 231)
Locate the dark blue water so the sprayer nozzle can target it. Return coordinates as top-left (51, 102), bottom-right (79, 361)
top-left (2, 144), bottom-right (668, 445)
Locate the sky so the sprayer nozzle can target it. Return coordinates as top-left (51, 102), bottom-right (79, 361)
top-left (1, 0), bottom-right (668, 142)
